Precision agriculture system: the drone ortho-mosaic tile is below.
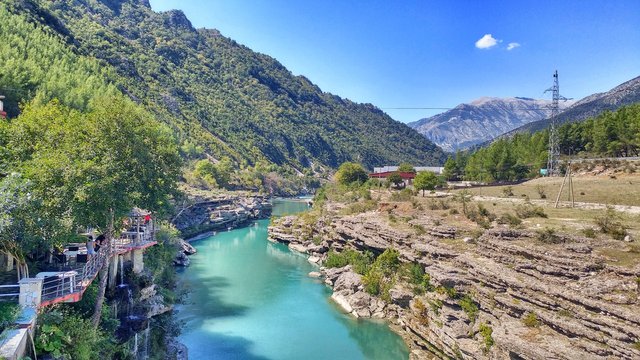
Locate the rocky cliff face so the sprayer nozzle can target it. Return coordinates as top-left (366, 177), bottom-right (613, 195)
top-left (408, 97), bottom-right (571, 152)
top-left (173, 195), bottom-right (272, 238)
top-left (269, 209), bottom-right (640, 359)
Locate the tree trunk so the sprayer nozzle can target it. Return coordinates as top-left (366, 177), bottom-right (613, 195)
top-left (92, 212), bottom-right (114, 329)
top-left (91, 260), bottom-right (109, 328)
top-left (422, 190), bottom-right (425, 197)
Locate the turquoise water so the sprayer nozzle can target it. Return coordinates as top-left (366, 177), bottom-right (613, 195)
top-left (176, 199), bottom-right (409, 360)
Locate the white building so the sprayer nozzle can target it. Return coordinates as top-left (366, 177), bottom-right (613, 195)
top-left (373, 165), bottom-right (444, 175)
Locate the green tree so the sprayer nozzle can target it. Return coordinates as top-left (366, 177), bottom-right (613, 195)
top-left (398, 163), bottom-right (416, 173)
top-left (4, 97), bottom-right (182, 327)
top-left (334, 162), bottom-right (368, 185)
top-left (414, 171), bottom-right (438, 197)
top-left (387, 172), bottom-right (404, 189)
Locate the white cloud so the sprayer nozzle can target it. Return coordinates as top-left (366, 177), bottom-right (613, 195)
top-left (475, 34), bottom-right (500, 49)
top-left (507, 42), bottom-right (521, 50)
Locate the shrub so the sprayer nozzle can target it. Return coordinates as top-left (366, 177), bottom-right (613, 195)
top-left (449, 208), bottom-right (459, 215)
top-left (413, 299), bottom-right (429, 326)
top-left (413, 224), bottom-right (426, 235)
top-left (582, 228), bottom-right (597, 238)
top-left (459, 294), bottom-right (479, 322)
top-left (535, 185), bottom-right (547, 199)
top-left (536, 228), bottom-right (562, 244)
top-left (390, 188), bottom-right (413, 201)
top-left (402, 262), bottom-right (425, 285)
top-left (429, 299), bottom-right (443, 315)
top-left (0, 303), bottom-right (20, 332)
top-left (557, 309), bottom-right (573, 317)
top-left (324, 249), bottom-right (374, 274)
top-left (341, 199), bottom-right (378, 215)
top-left (35, 309), bottom-right (117, 360)
top-left (502, 186), bottom-right (514, 197)
top-left (496, 213), bottom-right (522, 226)
top-left (478, 323), bottom-right (494, 351)
top-left (522, 312), bottom-right (540, 327)
top-left (515, 203), bottom-right (547, 218)
top-left (594, 208), bottom-right (628, 240)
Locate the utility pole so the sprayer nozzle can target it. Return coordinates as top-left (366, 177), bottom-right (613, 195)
top-left (544, 71), bottom-right (570, 176)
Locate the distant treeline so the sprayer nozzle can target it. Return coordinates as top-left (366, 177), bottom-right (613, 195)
top-left (443, 103), bottom-right (640, 183)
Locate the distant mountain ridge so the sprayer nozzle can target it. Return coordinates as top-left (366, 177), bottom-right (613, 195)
top-left (408, 97), bottom-right (572, 152)
top-left (505, 75), bottom-right (640, 135)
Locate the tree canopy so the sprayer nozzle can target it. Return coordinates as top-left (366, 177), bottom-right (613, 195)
top-left (414, 171), bottom-right (439, 196)
top-left (335, 162), bottom-right (369, 185)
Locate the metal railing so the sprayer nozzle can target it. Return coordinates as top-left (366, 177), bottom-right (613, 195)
top-left (0, 284), bottom-right (20, 301)
top-left (40, 244), bottom-right (110, 303)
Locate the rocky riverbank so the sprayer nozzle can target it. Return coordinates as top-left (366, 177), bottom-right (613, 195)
top-left (173, 194), bottom-right (272, 240)
top-left (268, 205), bottom-right (640, 359)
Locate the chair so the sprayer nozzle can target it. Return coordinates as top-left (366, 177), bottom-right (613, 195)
top-left (66, 246), bottom-right (79, 265)
top-left (76, 254), bottom-right (88, 263)
top-left (54, 253), bottom-right (67, 269)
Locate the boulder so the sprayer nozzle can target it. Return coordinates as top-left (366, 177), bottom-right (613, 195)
top-left (139, 284), bottom-right (156, 301)
top-left (389, 287), bottom-right (413, 308)
top-left (180, 239), bottom-right (197, 255)
top-left (308, 271), bottom-right (322, 278)
top-left (333, 270), bottom-right (362, 293)
top-left (174, 251), bottom-right (190, 267)
top-left (331, 291), bottom-right (354, 314)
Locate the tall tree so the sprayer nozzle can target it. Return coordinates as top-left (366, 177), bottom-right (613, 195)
top-left (414, 171), bottom-right (438, 197)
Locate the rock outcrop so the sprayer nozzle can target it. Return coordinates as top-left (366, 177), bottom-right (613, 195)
top-left (269, 211), bottom-right (640, 359)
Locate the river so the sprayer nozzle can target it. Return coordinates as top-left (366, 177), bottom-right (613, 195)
top-left (176, 199), bottom-right (409, 360)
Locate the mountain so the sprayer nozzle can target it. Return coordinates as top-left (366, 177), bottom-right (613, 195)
top-left (408, 97), bottom-right (572, 152)
top-left (506, 75), bottom-right (640, 135)
top-left (0, 0), bottom-right (446, 171)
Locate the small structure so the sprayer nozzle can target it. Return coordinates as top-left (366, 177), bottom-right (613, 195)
top-left (373, 165), bottom-right (444, 175)
top-left (369, 171), bottom-right (417, 186)
top-left (0, 95), bottom-right (6, 119)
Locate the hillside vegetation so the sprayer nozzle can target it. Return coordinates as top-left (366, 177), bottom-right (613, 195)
top-left (1, 0), bottom-right (445, 174)
top-left (452, 103), bottom-right (640, 182)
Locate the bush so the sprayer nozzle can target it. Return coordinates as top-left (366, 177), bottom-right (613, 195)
top-left (515, 203), bottom-right (547, 218)
top-left (594, 208), bottom-right (628, 240)
top-left (582, 228), bottom-right (597, 238)
top-left (459, 295), bottom-right (479, 322)
top-left (324, 249), bottom-right (373, 274)
top-left (523, 312), bottom-right (540, 327)
top-left (496, 213), bottom-right (522, 226)
top-left (535, 185), bottom-right (547, 199)
top-left (341, 199), bottom-right (378, 215)
top-left (536, 228), bottom-right (562, 244)
top-left (413, 299), bottom-right (429, 326)
top-left (36, 309), bottom-right (118, 360)
top-left (478, 323), bottom-right (494, 351)
top-left (0, 303), bottom-right (20, 332)
top-left (390, 188), bottom-right (413, 201)
top-left (502, 186), bottom-right (514, 197)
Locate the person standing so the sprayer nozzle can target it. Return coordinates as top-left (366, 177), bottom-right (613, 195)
top-left (86, 235), bottom-right (96, 260)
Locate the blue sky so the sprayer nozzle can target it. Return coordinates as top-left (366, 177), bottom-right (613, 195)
top-left (149, 0), bottom-right (640, 123)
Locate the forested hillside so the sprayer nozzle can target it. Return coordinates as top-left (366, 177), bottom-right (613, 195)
top-left (447, 103), bottom-right (640, 182)
top-left (1, 0), bottom-right (445, 172)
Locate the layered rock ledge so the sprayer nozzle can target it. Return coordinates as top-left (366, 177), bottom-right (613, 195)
top-left (269, 210), bottom-right (640, 359)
